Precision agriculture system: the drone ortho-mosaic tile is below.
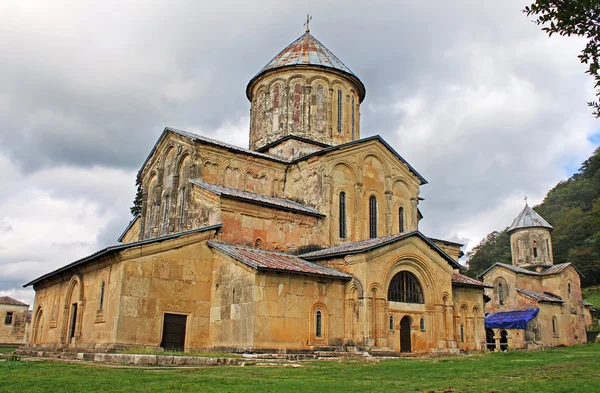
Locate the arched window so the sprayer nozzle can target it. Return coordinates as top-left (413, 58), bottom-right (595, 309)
top-left (98, 281), bottom-right (105, 312)
top-left (399, 207), bottom-right (405, 233)
top-left (389, 315), bottom-right (394, 330)
top-left (337, 89), bottom-right (342, 133)
top-left (498, 282), bottom-right (505, 306)
top-left (293, 83), bottom-right (302, 130)
top-left (460, 325), bottom-right (465, 343)
top-left (351, 96), bottom-right (355, 140)
top-left (315, 310), bottom-right (323, 338)
top-left (533, 239), bottom-right (538, 258)
top-left (369, 196), bottom-right (378, 238)
top-left (552, 317), bottom-right (558, 337)
top-left (179, 188), bottom-right (186, 231)
top-left (339, 192), bottom-right (347, 239)
top-left (388, 271), bottom-right (424, 303)
top-left (254, 238), bottom-right (263, 249)
top-left (273, 84), bottom-right (280, 110)
top-left (546, 238), bottom-right (550, 257)
top-left (420, 318), bottom-right (425, 331)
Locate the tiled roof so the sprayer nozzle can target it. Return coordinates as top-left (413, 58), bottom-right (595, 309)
top-left (478, 262), bottom-right (580, 279)
top-left (0, 296), bottom-right (29, 307)
top-left (24, 224), bottom-right (223, 287)
top-left (299, 231), bottom-right (461, 269)
top-left (189, 180), bottom-right (324, 217)
top-left (248, 32), bottom-right (365, 102)
top-left (139, 127), bottom-right (289, 176)
top-left (517, 288), bottom-right (564, 303)
top-left (207, 241), bottom-right (352, 280)
top-left (540, 263), bottom-right (571, 275)
top-left (508, 204), bottom-right (553, 233)
top-left (452, 273), bottom-right (490, 288)
top-left (583, 300), bottom-right (593, 307)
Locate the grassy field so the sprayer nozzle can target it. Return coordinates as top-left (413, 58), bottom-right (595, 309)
top-left (1, 343), bottom-right (599, 393)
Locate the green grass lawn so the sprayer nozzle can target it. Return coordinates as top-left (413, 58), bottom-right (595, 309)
top-left (1, 343), bottom-right (599, 393)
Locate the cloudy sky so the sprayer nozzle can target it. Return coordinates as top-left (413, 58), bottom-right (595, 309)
top-left (1, 1), bottom-right (598, 306)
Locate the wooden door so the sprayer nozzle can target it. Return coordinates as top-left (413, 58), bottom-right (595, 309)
top-left (160, 314), bottom-right (187, 351)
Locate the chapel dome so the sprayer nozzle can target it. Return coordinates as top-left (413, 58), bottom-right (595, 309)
top-left (507, 204), bottom-right (553, 233)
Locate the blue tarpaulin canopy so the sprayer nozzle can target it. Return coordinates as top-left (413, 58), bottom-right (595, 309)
top-left (485, 308), bottom-right (539, 330)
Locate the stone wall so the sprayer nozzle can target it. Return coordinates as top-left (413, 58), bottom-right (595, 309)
top-left (247, 67), bottom-right (362, 151)
top-left (0, 303), bottom-right (29, 344)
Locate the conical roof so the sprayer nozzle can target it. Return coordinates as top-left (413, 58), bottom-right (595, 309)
top-left (507, 204), bottom-right (553, 233)
top-left (247, 32), bottom-right (365, 102)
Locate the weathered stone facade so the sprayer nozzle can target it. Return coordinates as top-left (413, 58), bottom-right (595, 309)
top-left (24, 30), bottom-right (488, 354)
top-left (0, 297), bottom-right (30, 344)
top-left (481, 205), bottom-right (592, 350)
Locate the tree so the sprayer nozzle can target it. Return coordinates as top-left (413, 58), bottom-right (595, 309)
top-left (464, 230), bottom-right (512, 278)
top-left (130, 176), bottom-right (143, 216)
top-left (524, 1), bottom-right (600, 117)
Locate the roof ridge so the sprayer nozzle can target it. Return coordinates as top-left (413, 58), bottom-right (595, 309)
top-left (507, 204), bottom-right (553, 233)
top-left (189, 179), bottom-right (324, 217)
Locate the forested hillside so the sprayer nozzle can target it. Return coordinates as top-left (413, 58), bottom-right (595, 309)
top-left (466, 146), bottom-right (600, 287)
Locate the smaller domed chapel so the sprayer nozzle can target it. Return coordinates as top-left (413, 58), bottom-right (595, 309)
top-left (25, 29), bottom-right (498, 354)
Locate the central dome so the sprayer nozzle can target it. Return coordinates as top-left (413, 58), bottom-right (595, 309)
top-left (246, 31), bottom-right (366, 155)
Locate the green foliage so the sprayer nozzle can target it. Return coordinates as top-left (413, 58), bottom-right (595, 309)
top-left (1, 344), bottom-right (599, 392)
top-left (464, 230), bottom-right (512, 278)
top-left (130, 176), bottom-right (143, 217)
top-left (7, 352), bottom-right (21, 362)
top-left (524, 1), bottom-right (600, 117)
top-left (467, 147), bottom-right (600, 285)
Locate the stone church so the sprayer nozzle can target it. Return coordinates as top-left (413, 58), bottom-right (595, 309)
top-left (480, 205), bottom-right (593, 350)
top-left (25, 28), bottom-right (495, 354)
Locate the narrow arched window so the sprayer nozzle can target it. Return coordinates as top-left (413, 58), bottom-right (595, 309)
top-left (337, 89), bottom-right (343, 133)
top-left (99, 281), bottom-right (105, 312)
top-left (420, 318), bottom-right (425, 331)
top-left (339, 192), bottom-right (347, 239)
top-left (388, 271), bottom-right (424, 303)
top-left (273, 84), bottom-right (280, 110)
top-left (369, 196), bottom-right (378, 238)
top-left (351, 96), bottom-right (355, 140)
top-left (546, 238), bottom-right (550, 256)
top-left (389, 315), bottom-right (394, 330)
top-left (533, 240), bottom-right (538, 258)
top-left (568, 283), bottom-right (572, 295)
top-left (498, 282), bottom-right (504, 306)
top-left (552, 317), bottom-right (558, 336)
top-left (460, 325), bottom-right (465, 342)
top-left (316, 310), bottom-right (322, 338)
top-left (399, 207), bottom-right (405, 233)
top-left (179, 188), bottom-right (186, 231)
top-left (293, 83), bottom-right (302, 130)
top-left (254, 238), bottom-right (263, 249)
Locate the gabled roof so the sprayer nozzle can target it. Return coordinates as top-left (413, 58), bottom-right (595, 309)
top-left (507, 204), bottom-right (553, 233)
top-left (139, 127), bottom-right (289, 176)
top-left (24, 224), bottom-right (223, 287)
top-left (247, 32), bottom-right (365, 102)
top-left (452, 273), bottom-right (491, 289)
top-left (290, 135), bottom-right (428, 185)
top-left (255, 135), bottom-right (331, 153)
top-left (299, 231), bottom-right (461, 269)
top-left (0, 296), bottom-right (29, 307)
top-left (190, 180), bottom-right (324, 217)
top-left (117, 214), bottom-right (140, 243)
top-left (208, 241), bottom-right (352, 280)
top-left (516, 288), bottom-right (563, 303)
top-left (478, 262), bottom-right (582, 279)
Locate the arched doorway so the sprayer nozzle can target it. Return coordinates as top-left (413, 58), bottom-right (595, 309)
top-left (400, 316), bottom-right (412, 353)
top-left (486, 328), bottom-right (495, 351)
top-left (32, 308), bottom-right (44, 344)
top-left (499, 330), bottom-right (508, 351)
